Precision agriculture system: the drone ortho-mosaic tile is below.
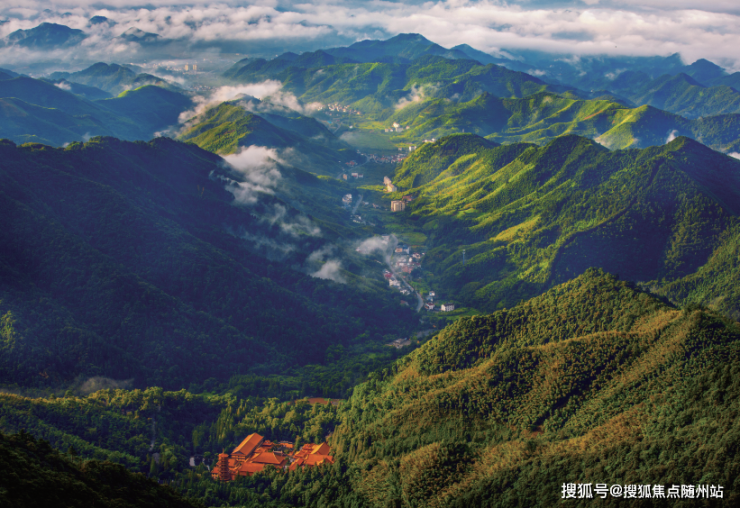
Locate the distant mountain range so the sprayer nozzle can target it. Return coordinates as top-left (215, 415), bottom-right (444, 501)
top-left (0, 70), bottom-right (190, 145)
top-left (1, 22), bottom-right (87, 49)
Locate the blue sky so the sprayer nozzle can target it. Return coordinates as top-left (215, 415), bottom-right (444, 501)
top-left (2, 1), bottom-right (740, 69)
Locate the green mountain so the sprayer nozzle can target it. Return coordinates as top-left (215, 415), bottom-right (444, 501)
top-left (323, 33), bottom-right (471, 63)
top-left (42, 78), bottom-right (112, 100)
top-left (177, 102), bottom-right (355, 174)
top-left (624, 73), bottom-right (740, 119)
top-left (655, 225), bottom-right (740, 321)
top-left (387, 133), bottom-right (740, 313)
top-left (385, 91), bottom-right (740, 152)
top-left (329, 270), bottom-right (740, 507)
top-left (98, 85), bottom-right (192, 133)
top-left (0, 97), bottom-right (111, 145)
top-left (227, 54), bottom-right (572, 117)
top-left (0, 430), bottom-right (201, 508)
top-left (51, 63), bottom-right (176, 95)
top-left (224, 50), bottom-right (357, 82)
top-left (0, 76), bottom-right (193, 144)
top-left (0, 136), bottom-right (413, 389)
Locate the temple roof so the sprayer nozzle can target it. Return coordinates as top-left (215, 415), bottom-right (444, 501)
top-left (232, 433), bottom-right (264, 456)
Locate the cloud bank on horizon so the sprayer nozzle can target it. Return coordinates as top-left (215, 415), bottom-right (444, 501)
top-left (2, 0), bottom-right (740, 70)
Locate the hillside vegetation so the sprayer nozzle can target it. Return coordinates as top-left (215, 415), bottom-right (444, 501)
top-left (389, 133), bottom-right (740, 314)
top-left (178, 101), bottom-right (355, 175)
top-left (0, 136), bottom-right (413, 389)
top-left (0, 429), bottom-right (201, 508)
top-left (330, 270), bottom-right (740, 506)
top-left (0, 75), bottom-right (193, 144)
top-left (383, 91), bottom-right (740, 152)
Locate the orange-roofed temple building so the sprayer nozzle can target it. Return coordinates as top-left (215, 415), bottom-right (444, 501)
top-left (211, 433), bottom-right (334, 481)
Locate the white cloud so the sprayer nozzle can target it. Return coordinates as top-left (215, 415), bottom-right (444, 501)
top-left (728, 152), bottom-right (740, 159)
top-left (666, 129), bottom-right (679, 143)
top-left (220, 145), bottom-right (283, 204)
top-left (311, 259), bottom-right (346, 283)
top-left (3, 1), bottom-right (740, 72)
top-left (178, 81), bottom-right (283, 124)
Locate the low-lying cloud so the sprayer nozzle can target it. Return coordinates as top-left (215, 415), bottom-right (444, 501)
top-left (220, 145), bottom-right (283, 205)
top-left (178, 81), bottom-right (283, 124)
top-left (307, 245), bottom-right (345, 283)
top-left (666, 129), bottom-right (679, 143)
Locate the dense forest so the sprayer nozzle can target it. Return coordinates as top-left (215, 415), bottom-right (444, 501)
top-left (0, 137), bottom-right (415, 389)
top-left (3, 270), bottom-right (739, 507)
top-left (388, 133), bottom-right (740, 318)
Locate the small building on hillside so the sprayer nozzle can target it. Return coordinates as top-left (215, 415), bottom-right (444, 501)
top-left (425, 302), bottom-right (435, 310)
top-left (441, 303), bottom-right (455, 312)
top-left (391, 200), bottom-right (406, 212)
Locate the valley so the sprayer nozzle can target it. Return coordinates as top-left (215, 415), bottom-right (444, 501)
top-left (2, 15), bottom-right (740, 508)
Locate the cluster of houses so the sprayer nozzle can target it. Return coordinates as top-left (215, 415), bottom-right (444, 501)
top-left (394, 251), bottom-right (422, 274)
top-left (365, 153), bottom-right (406, 164)
top-left (212, 433), bottom-right (334, 481)
top-left (423, 291), bottom-right (455, 312)
top-left (385, 122), bottom-right (410, 133)
top-left (342, 171), bottom-right (364, 180)
top-left (390, 195), bottom-right (414, 212)
top-left (318, 103), bottom-right (361, 115)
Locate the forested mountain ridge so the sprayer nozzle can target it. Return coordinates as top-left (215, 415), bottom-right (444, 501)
top-left (178, 101), bottom-right (356, 175)
top-left (330, 270), bottom-right (740, 507)
top-left (225, 54), bottom-right (574, 116)
top-left (0, 136), bottom-right (413, 389)
top-left (388, 133), bottom-right (740, 315)
top-left (0, 75), bottom-right (193, 145)
top-left (383, 90), bottom-right (740, 152)
top-left (49, 62), bottom-right (175, 95)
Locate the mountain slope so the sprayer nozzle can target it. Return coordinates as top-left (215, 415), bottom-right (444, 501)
top-left (0, 430), bottom-right (201, 508)
top-left (0, 76), bottom-right (192, 144)
top-left (0, 137), bottom-right (412, 388)
top-left (324, 33), bottom-right (471, 63)
top-left (97, 85), bottom-right (192, 134)
top-left (177, 102), bottom-right (355, 174)
top-left (0, 97), bottom-right (112, 146)
top-left (625, 73), bottom-right (740, 119)
top-left (52, 63), bottom-right (174, 95)
top-left (4, 22), bottom-right (86, 49)
top-left (389, 134), bottom-right (740, 313)
top-left (331, 270), bottom-right (740, 507)
top-left (383, 91), bottom-right (740, 152)
top-left (227, 54), bottom-right (572, 117)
